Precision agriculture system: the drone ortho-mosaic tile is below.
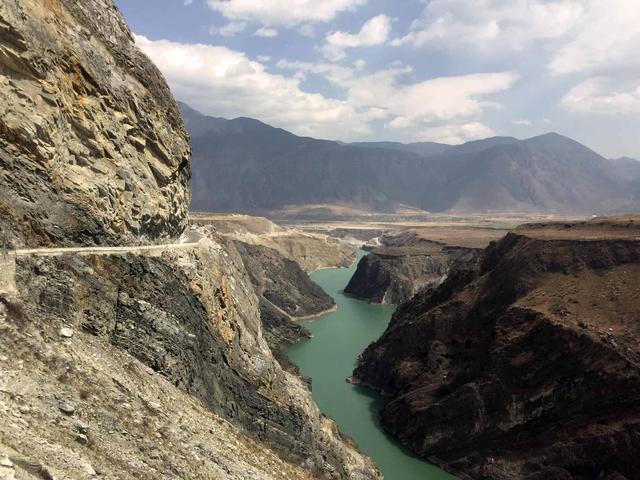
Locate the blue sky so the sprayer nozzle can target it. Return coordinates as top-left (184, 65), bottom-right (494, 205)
top-left (115, 0), bottom-right (640, 158)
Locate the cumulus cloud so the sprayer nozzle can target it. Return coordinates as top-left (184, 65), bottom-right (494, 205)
top-left (548, 0), bottom-right (640, 76)
top-left (561, 78), bottom-right (640, 115)
top-left (253, 26), bottom-right (278, 38)
top-left (545, 0), bottom-right (640, 117)
top-left (207, 0), bottom-right (367, 26)
top-left (277, 59), bottom-right (518, 141)
top-left (209, 21), bottom-right (247, 37)
top-left (392, 0), bottom-right (584, 52)
top-left (322, 15), bottom-right (392, 61)
top-left (135, 35), bottom-right (372, 139)
top-left (419, 122), bottom-right (496, 144)
top-left (297, 24), bottom-right (317, 38)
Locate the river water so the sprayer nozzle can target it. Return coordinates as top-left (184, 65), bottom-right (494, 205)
top-left (286, 250), bottom-right (456, 480)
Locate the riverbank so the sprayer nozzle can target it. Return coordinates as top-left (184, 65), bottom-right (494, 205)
top-left (285, 250), bottom-right (457, 480)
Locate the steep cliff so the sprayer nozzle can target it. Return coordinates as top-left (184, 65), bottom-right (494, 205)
top-left (345, 231), bottom-right (484, 304)
top-left (233, 240), bottom-right (335, 351)
top-left (4, 230), bottom-right (379, 479)
top-left (354, 217), bottom-right (640, 480)
top-left (0, 0), bottom-right (190, 248)
top-left (0, 1), bottom-right (380, 478)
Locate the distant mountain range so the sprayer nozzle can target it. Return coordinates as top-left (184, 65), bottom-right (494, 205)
top-left (181, 102), bottom-right (640, 214)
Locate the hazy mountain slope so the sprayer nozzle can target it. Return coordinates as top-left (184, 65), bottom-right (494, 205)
top-left (183, 104), bottom-right (638, 214)
top-left (610, 157), bottom-right (640, 182)
top-left (348, 141), bottom-right (451, 157)
top-left (183, 104), bottom-right (433, 213)
top-left (423, 133), bottom-right (634, 212)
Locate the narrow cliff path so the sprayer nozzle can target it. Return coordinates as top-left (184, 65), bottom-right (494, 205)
top-left (1, 231), bottom-right (204, 294)
top-left (12, 241), bottom-right (200, 257)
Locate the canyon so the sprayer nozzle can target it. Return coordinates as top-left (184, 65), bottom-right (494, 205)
top-left (1, 1), bottom-right (639, 479)
top-left (344, 229), bottom-right (501, 304)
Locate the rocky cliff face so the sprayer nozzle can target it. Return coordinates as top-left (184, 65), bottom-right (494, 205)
top-left (0, 1), bottom-right (380, 478)
top-left (0, 0), bottom-right (191, 248)
top-left (0, 286), bottom-right (315, 480)
top-left (4, 231), bottom-right (379, 479)
top-left (353, 218), bottom-right (640, 479)
top-left (233, 240), bottom-right (335, 351)
top-left (345, 232), bottom-right (481, 304)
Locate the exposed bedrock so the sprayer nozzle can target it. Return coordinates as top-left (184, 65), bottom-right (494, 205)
top-left (233, 240), bottom-right (336, 351)
top-left (353, 218), bottom-right (640, 480)
top-left (0, 0), bottom-right (191, 248)
top-left (0, 0), bottom-right (380, 478)
top-left (191, 214), bottom-right (356, 273)
top-left (12, 232), bottom-right (381, 479)
top-left (345, 231), bottom-right (480, 304)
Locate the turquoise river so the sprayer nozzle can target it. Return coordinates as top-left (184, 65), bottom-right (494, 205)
top-left (286, 250), bottom-right (456, 480)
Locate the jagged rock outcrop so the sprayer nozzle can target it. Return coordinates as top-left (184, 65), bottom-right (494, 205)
top-left (345, 231), bottom-right (482, 304)
top-left (4, 229), bottom-right (380, 479)
top-left (353, 217), bottom-right (640, 479)
top-left (0, 1), bottom-right (380, 478)
top-left (0, 292), bottom-right (315, 480)
top-left (234, 240), bottom-right (335, 351)
top-left (0, 0), bottom-right (190, 248)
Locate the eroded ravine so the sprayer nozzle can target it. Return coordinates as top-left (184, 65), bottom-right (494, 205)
top-left (286, 250), bottom-right (457, 480)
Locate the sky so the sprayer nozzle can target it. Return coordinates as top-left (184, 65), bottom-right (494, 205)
top-left (114, 0), bottom-right (640, 158)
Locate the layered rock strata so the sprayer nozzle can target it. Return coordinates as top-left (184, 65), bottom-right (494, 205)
top-left (345, 231), bottom-right (481, 304)
top-left (0, 1), bottom-right (380, 478)
top-left (191, 214), bottom-right (355, 272)
top-left (354, 218), bottom-right (640, 480)
top-left (233, 240), bottom-right (335, 351)
top-left (0, 0), bottom-right (191, 248)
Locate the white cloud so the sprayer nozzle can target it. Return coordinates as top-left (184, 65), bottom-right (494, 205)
top-left (322, 15), bottom-right (392, 61)
top-left (392, 0), bottom-right (584, 52)
top-left (561, 78), bottom-right (640, 115)
top-left (256, 55), bottom-right (271, 62)
top-left (512, 118), bottom-right (532, 126)
top-left (342, 69), bottom-right (519, 124)
top-left (207, 0), bottom-right (367, 26)
top-left (418, 122), bottom-right (496, 144)
top-left (354, 59), bottom-right (366, 70)
top-left (254, 26), bottom-right (278, 38)
top-left (209, 21), bottom-right (247, 37)
top-left (136, 35), bottom-right (517, 143)
top-left (548, 0), bottom-right (640, 75)
top-left (277, 59), bottom-right (518, 139)
top-left (547, 1), bottom-right (640, 117)
top-left (184, 0), bottom-right (193, 5)
top-left (135, 35), bottom-right (372, 139)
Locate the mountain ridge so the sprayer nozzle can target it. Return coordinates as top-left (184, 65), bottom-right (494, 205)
top-left (182, 103), bottom-right (640, 214)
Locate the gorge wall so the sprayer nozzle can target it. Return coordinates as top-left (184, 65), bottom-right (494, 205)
top-left (353, 218), bottom-right (640, 480)
top-left (233, 239), bottom-right (335, 351)
top-left (0, 1), bottom-right (379, 479)
top-left (0, 0), bottom-right (190, 248)
top-left (345, 231), bottom-right (485, 305)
